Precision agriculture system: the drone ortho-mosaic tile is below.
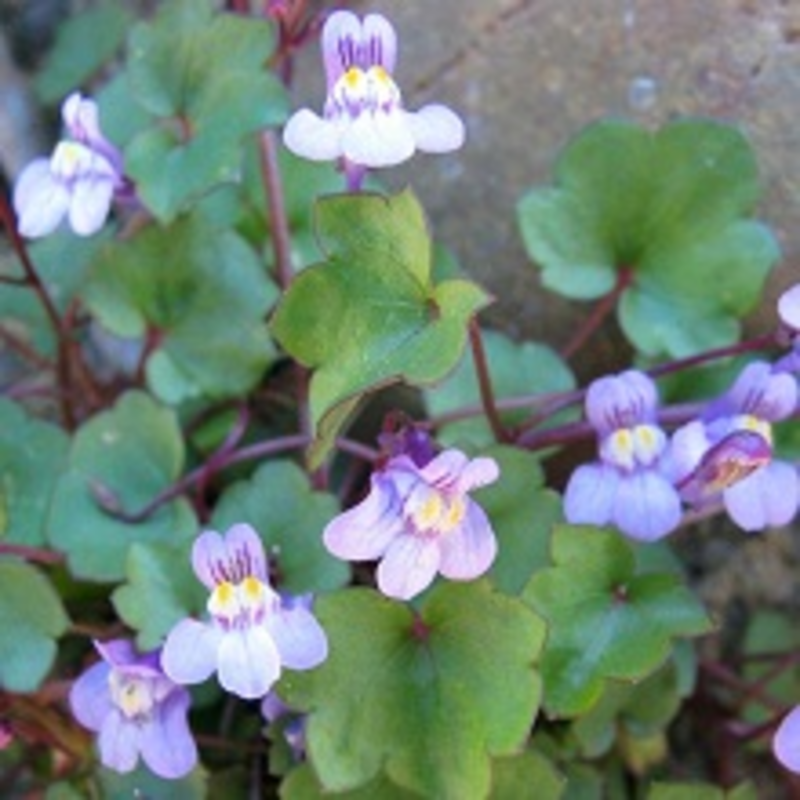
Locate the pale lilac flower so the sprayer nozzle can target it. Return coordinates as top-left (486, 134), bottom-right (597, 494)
top-left (161, 524), bottom-right (328, 700)
top-left (670, 361), bottom-right (799, 531)
top-left (69, 639), bottom-right (196, 779)
top-left (775, 284), bottom-right (800, 376)
top-left (13, 93), bottom-right (127, 238)
top-left (323, 449), bottom-right (499, 600)
top-left (774, 705), bottom-right (800, 774)
top-left (564, 370), bottom-right (681, 542)
top-left (283, 10), bottom-right (464, 188)
top-left (261, 691), bottom-right (307, 761)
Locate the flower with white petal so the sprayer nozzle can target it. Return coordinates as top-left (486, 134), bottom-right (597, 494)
top-left (161, 524), bottom-right (328, 700)
top-left (13, 93), bottom-right (127, 238)
top-left (283, 10), bottom-right (464, 188)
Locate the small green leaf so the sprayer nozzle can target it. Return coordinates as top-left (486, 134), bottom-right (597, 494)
top-left (272, 189), bottom-right (491, 460)
top-left (647, 783), bottom-right (757, 800)
top-left (522, 525), bottom-right (711, 718)
top-left (126, 0), bottom-right (288, 220)
top-left (489, 750), bottom-right (564, 799)
top-left (281, 581), bottom-right (545, 798)
top-left (211, 460), bottom-right (350, 594)
top-left (518, 119), bottom-right (779, 358)
top-left (85, 215), bottom-right (278, 403)
top-left (280, 765), bottom-right (418, 800)
top-left (0, 400), bottom-right (68, 546)
top-left (112, 539), bottom-right (205, 650)
top-left (479, 447), bottom-right (563, 595)
top-left (99, 762), bottom-right (207, 799)
top-left (48, 391), bottom-right (196, 582)
top-left (0, 559), bottom-right (69, 692)
top-left (424, 329), bottom-right (576, 448)
top-left (34, 2), bottom-right (132, 103)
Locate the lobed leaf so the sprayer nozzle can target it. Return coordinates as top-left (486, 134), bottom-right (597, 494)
top-left (281, 581), bottom-right (545, 799)
top-left (271, 190), bottom-right (491, 464)
top-left (522, 525), bottom-right (712, 718)
top-left (518, 119), bottom-right (779, 357)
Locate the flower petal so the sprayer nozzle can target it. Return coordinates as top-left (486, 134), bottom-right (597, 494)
top-left (138, 689), bottom-right (197, 779)
top-left (322, 10), bottom-right (363, 87)
top-left (13, 161), bottom-right (70, 239)
top-left (613, 471), bottom-right (682, 542)
top-left (69, 175), bottom-right (114, 236)
top-left (267, 604), bottom-right (328, 671)
top-left (192, 530), bottom-right (229, 589)
top-left (438, 502), bottom-right (497, 580)
top-left (774, 705), bottom-right (800, 773)
top-left (161, 619), bottom-right (221, 686)
top-left (98, 709), bottom-right (140, 774)
top-left (563, 463), bottom-right (619, 527)
top-left (778, 284), bottom-right (800, 332)
top-left (283, 109), bottom-right (344, 162)
top-left (217, 627), bottom-right (282, 699)
top-left (362, 13), bottom-right (397, 72)
top-left (341, 110), bottom-right (415, 168)
top-left (224, 522), bottom-right (269, 583)
top-left (724, 461), bottom-right (800, 531)
top-left (323, 474), bottom-right (404, 560)
top-left (376, 534), bottom-right (441, 600)
top-left (405, 105), bottom-right (465, 154)
top-left (70, 661), bottom-right (114, 731)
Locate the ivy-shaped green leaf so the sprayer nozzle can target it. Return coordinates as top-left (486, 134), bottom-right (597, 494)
top-left (211, 460), bottom-right (351, 594)
top-left (85, 214), bottom-right (278, 404)
top-left (112, 539), bottom-right (205, 651)
top-left (272, 189), bottom-right (491, 463)
top-left (281, 581), bottom-right (545, 799)
top-left (479, 447), bottom-right (563, 596)
top-left (280, 765), bottom-right (419, 800)
top-left (0, 400), bottom-right (68, 546)
top-left (47, 391), bottom-right (196, 582)
top-left (517, 119), bottom-right (779, 358)
top-left (125, 0), bottom-right (288, 221)
top-left (34, 1), bottom-right (132, 103)
top-left (522, 525), bottom-right (712, 718)
top-left (424, 329), bottom-right (576, 448)
top-left (0, 559), bottom-right (69, 692)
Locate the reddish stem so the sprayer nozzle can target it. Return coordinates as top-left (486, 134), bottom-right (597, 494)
top-left (468, 318), bottom-right (509, 443)
top-left (560, 268), bottom-right (633, 361)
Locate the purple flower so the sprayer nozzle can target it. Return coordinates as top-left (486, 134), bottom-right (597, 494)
top-left (564, 370), bottom-right (681, 542)
top-left (323, 449), bottom-right (499, 600)
top-left (13, 93), bottom-right (127, 238)
top-left (283, 10), bottom-right (464, 188)
top-left (69, 639), bottom-right (196, 779)
top-left (774, 705), bottom-right (800, 774)
top-left (161, 524), bottom-right (328, 700)
top-left (670, 361), bottom-right (799, 530)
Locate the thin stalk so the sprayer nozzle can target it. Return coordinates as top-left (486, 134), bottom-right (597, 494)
top-left (468, 318), bottom-right (509, 442)
top-left (258, 130), bottom-right (294, 290)
top-left (0, 542), bottom-right (63, 565)
top-left (560, 268), bottom-right (632, 361)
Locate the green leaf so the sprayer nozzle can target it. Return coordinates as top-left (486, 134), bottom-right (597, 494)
top-left (272, 190), bottom-right (491, 461)
top-left (522, 525), bottom-right (712, 718)
top-left (489, 750), bottom-right (564, 799)
top-left (424, 329), bottom-right (576, 448)
top-left (211, 460), bottom-right (350, 594)
top-left (126, 0), bottom-right (288, 221)
top-left (99, 762), bottom-right (207, 799)
top-left (280, 765), bottom-right (418, 800)
top-left (48, 391), bottom-right (196, 581)
top-left (281, 581), bottom-right (545, 798)
top-left (0, 400), bottom-right (68, 546)
top-left (647, 783), bottom-right (756, 800)
top-left (34, 1), bottom-right (132, 103)
top-left (517, 119), bottom-right (779, 358)
top-left (85, 214), bottom-right (278, 403)
top-left (0, 559), bottom-right (69, 691)
top-left (112, 539), bottom-right (205, 650)
top-left (479, 447), bottom-right (563, 596)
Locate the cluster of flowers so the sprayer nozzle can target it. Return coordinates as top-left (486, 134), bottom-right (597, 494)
top-left (565, 284), bottom-right (800, 542)
top-left (69, 445), bottom-right (501, 777)
top-left (17, 4), bottom-right (800, 786)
